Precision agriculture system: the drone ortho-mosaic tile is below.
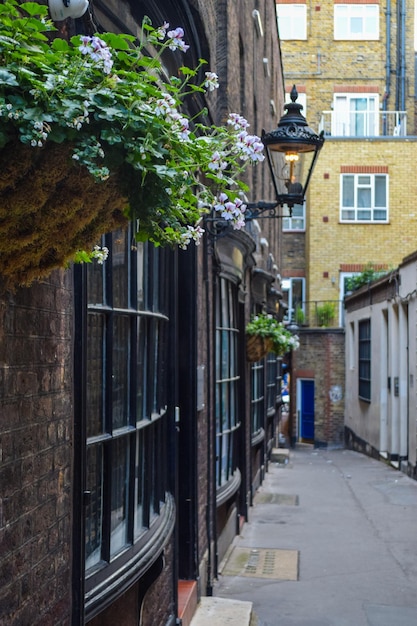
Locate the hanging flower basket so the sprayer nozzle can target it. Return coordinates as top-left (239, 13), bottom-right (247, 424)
top-left (0, 138), bottom-right (127, 285)
top-left (246, 313), bottom-right (300, 361)
top-left (246, 334), bottom-right (274, 362)
top-left (0, 1), bottom-right (266, 286)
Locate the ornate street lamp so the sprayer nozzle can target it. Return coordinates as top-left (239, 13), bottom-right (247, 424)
top-left (245, 85), bottom-right (325, 220)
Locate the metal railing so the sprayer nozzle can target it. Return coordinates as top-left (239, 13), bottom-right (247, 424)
top-left (319, 110), bottom-right (407, 138)
top-left (287, 301), bottom-right (343, 329)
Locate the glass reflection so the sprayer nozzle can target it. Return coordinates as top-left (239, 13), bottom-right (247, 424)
top-left (110, 437), bottom-right (130, 556)
top-left (87, 314), bottom-right (105, 437)
top-left (85, 444), bottom-right (104, 568)
top-left (112, 316), bottom-right (130, 429)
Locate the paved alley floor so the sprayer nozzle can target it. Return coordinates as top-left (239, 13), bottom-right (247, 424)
top-left (215, 445), bottom-right (417, 626)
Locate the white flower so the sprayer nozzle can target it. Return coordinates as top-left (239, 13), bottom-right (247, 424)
top-left (204, 72), bottom-right (219, 92)
top-left (91, 245), bottom-right (109, 264)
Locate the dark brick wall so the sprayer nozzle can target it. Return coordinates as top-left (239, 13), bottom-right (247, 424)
top-left (282, 232), bottom-right (306, 274)
top-left (292, 330), bottom-right (345, 447)
top-left (0, 271), bottom-right (73, 626)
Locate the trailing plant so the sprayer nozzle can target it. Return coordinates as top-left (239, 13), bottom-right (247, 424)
top-left (0, 0), bottom-right (265, 284)
top-left (246, 313), bottom-right (300, 355)
top-left (345, 263), bottom-right (389, 293)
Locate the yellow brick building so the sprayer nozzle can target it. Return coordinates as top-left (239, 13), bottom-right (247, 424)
top-left (277, 0), bottom-right (417, 325)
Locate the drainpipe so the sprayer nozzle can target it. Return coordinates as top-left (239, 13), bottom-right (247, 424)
top-left (383, 0), bottom-right (391, 136)
top-left (395, 0), bottom-right (406, 112)
top-left (203, 235), bottom-right (215, 596)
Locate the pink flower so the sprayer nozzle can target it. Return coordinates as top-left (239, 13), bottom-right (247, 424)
top-left (167, 27), bottom-right (190, 52)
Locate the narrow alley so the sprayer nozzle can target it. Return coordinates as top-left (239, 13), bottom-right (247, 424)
top-left (214, 445), bottom-right (417, 626)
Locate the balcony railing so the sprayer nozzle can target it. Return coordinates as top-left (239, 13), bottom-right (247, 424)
top-left (287, 301), bottom-right (343, 329)
top-left (319, 110), bottom-right (407, 138)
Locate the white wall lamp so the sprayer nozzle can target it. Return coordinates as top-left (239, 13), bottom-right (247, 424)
top-left (48, 0), bottom-right (89, 21)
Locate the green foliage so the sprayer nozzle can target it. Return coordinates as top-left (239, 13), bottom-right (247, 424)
top-left (246, 314), bottom-right (300, 354)
top-left (294, 306), bottom-right (305, 325)
top-left (315, 302), bottom-right (336, 327)
top-left (345, 264), bottom-right (389, 293)
top-left (0, 0), bottom-right (265, 251)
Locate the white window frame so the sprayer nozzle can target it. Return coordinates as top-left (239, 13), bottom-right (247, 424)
top-left (282, 202), bottom-right (305, 231)
top-left (334, 4), bottom-right (379, 40)
top-left (340, 272), bottom-right (359, 326)
top-left (276, 4), bottom-right (307, 40)
top-left (332, 93), bottom-right (379, 137)
top-left (340, 173), bottom-right (389, 223)
top-left (282, 277), bottom-right (305, 323)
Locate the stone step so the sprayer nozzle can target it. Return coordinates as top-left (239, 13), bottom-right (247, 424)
top-left (190, 597), bottom-right (253, 626)
top-left (270, 447), bottom-right (290, 464)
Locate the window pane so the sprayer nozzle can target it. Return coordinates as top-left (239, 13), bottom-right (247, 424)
top-left (87, 252), bottom-right (105, 305)
top-left (134, 430), bottom-right (145, 536)
top-left (350, 16), bottom-right (362, 34)
top-left (87, 314), bottom-right (105, 437)
top-left (221, 432), bottom-right (229, 484)
top-left (357, 188), bottom-right (371, 207)
top-left (112, 229), bottom-right (129, 309)
top-left (358, 210), bottom-right (372, 220)
top-left (137, 316), bottom-right (147, 423)
top-left (375, 176), bottom-right (386, 207)
top-left (342, 176), bottom-right (354, 206)
top-left (112, 315), bottom-right (131, 429)
top-left (85, 444), bottom-right (104, 568)
top-left (373, 209), bottom-right (387, 221)
top-left (341, 209), bottom-right (355, 220)
top-left (359, 319), bottom-right (371, 401)
top-left (251, 362), bottom-right (264, 435)
top-left (151, 320), bottom-right (160, 415)
top-left (365, 5), bottom-right (378, 35)
top-left (136, 243), bottom-right (145, 310)
top-left (277, 4), bottom-right (306, 40)
top-left (110, 437), bottom-right (130, 556)
top-left (266, 356), bottom-right (278, 411)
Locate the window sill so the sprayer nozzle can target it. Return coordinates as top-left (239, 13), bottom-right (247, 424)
top-left (251, 428), bottom-right (265, 448)
top-left (216, 468), bottom-right (241, 507)
top-left (85, 492), bottom-right (175, 621)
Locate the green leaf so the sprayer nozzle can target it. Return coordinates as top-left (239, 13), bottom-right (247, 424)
top-left (179, 66), bottom-right (197, 77)
top-left (20, 2), bottom-right (49, 17)
top-left (52, 38), bottom-right (70, 52)
top-left (99, 32), bottom-right (135, 50)
top-left (73, 250), bottom-right (93, 264)
top-left (0, 69), bottom-right (18, 86)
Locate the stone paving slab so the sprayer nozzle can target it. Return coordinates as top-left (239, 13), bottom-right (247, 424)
top-left (189, 597), bottom-right (253, 626)
top-left (222, 546), bottom-right (299, 581)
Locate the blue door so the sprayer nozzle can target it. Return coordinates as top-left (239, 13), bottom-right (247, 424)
top-left (300, 380), bottom-right (314, 441)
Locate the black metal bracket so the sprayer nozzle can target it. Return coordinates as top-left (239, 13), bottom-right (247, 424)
top-left (245, 199), bottom-right (294, 220)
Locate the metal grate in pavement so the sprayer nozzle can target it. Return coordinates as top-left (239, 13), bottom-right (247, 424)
top-left (222, 547), bottom-right (299, 581)
top-left (254, 492), bottom-right (299, 506)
